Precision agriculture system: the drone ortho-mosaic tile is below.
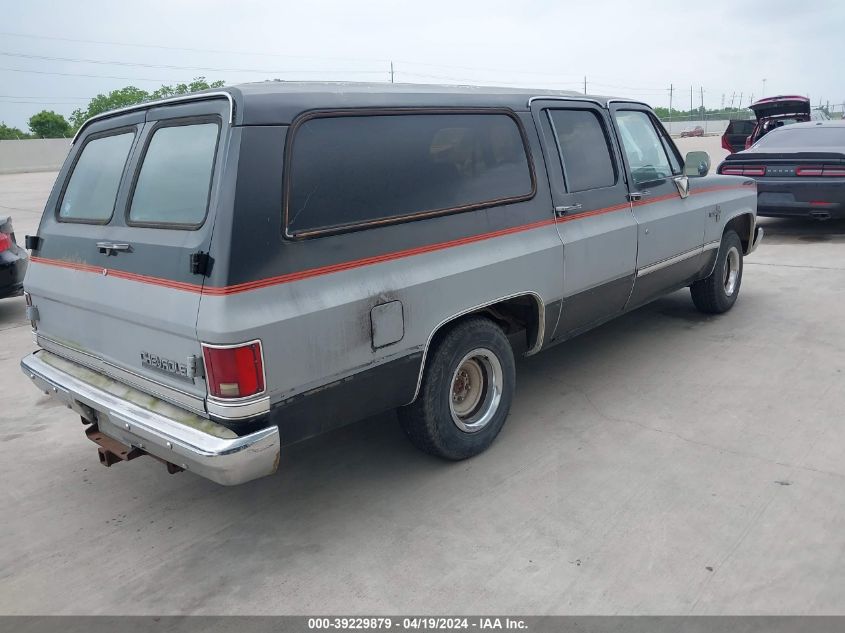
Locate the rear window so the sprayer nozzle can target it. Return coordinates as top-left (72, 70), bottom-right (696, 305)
top-left (753, 127), bottom-right (845, 149)
top-left (286, 112), bottom-right (533, 237)
top-left (59, 131), bottom-right (135, 222)
top-left (547, 109), bottom-right (616, 191)
top-left (129, 121), bottom-right (220, 227)
top-left (727, 120), bottom-right (754, 135)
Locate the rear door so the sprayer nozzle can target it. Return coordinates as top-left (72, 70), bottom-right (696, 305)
top-left (609, 104), bottom-right (707, 306)
top-left (25, 97), bottom-right (230, 412)
top-left (531, 99), bottom-right (637, 336)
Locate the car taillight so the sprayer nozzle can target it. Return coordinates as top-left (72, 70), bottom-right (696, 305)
top-left (721, 136), bottom-right (733, 152)
top-left (202, 341), bottom-right (265, 399)
top-left (720, 165), bottom-right (766, 176)
top-left (0, 233), bottom-right (10, 253)
top-left (796, 165), bottom-right (845, 177)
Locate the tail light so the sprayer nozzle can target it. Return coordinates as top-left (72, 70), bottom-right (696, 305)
top-left (721, 135), bottom-right (733, 152)
top-left (796, 166), bottom-right (845, 177)
top-left (0, 233), bottom-right (10, 253)
top-left (202, 341), bottom-right (265, 399)
top-left (720, 165), bottom-right (767, 176)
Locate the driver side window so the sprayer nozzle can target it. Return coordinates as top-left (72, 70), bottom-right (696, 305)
top-left (613, 110), bottom-right (673, 185)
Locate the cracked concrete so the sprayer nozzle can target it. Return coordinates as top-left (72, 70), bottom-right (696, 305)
top-left (1, 171), bottom-right (844, 615)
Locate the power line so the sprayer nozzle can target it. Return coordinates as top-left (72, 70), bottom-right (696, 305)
top-left (0, 51), bottom-right (385, 76)
top-left (0, 65), bottom-right (180, 82)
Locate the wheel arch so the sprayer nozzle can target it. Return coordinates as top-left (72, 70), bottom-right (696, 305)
top-left (409, 292), bottom-right (545, 403)
top-left (723, 210), bottom-right (756, 254)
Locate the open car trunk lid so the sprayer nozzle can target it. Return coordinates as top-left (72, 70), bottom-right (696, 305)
top-left (750, 96), bottom-right (811, 120)
top-left (24, 96), bottom-right (232, 415)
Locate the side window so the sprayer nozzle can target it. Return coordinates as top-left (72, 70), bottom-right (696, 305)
top-left (286, 112), bottom-right (534, 237)
top-left (547, 109), bottom-right (616, 191)
top-left (657, 125), bottom-right (682, 174)
top-left (59, 131), bottom-right (135, 222)
top-left (613, 110), bottom-right (674, 185)
top-left (129, 121), bottom-right (220, 227)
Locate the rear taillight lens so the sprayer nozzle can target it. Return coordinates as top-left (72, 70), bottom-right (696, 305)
top-left (796, 166), bottom-right (824, 176)
top-left (796, 166), bottom-right (845, 177)
top-left (720, 165), bottom-right (766, 176)
top-left (202, 341), bottom-right (265, 399)
top-left (721, 136), bottom-right (733, 152)
top-left (0, 233), bottom-right (10, 253)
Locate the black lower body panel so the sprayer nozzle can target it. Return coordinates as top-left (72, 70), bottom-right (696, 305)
top-left (269, 351), bottom-right (423, 446)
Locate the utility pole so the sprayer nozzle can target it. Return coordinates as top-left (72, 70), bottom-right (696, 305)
top-left (583, 76), bottom-right (587, 95)
top-left (762, 78), bottom-right (767, 97)
top-left (668, 84), bottom-right (674, 120)
top-left (738, 92), bottom-right (743, 109)
top-left (729, 92), bottom-right (736, 109)
top-left (721, 93), bottom-right (725, 109)
top-left (390, 61), bottom-right (394, 84)
top-left (700, 87), bottom-right (704, 112)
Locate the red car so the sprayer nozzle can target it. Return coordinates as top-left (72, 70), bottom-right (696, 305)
top-left (722, 96), bottom-right (814, 153)
top-left (680, 125), bottom-right (704, 138)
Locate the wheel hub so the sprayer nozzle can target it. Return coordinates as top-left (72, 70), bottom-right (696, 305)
top-left (724, 246), bottom-right (740, 296)
top-left (448, 348), bottom-right (504, 433)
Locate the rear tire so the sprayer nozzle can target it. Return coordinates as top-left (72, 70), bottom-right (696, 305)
top-left (399, 317), bottom-right (515, 460)
top-left (690, 230), bottom-right (743, 314)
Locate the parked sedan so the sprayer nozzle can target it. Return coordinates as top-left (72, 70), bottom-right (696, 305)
top-left (718, 121), bottom-right (845, 220)
top-left (681, 125), bottom-right (704, 138)
top-left (0, 216), bottom-right (28, 299)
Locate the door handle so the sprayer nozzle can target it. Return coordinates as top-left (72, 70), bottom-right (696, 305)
top-left (627, 191), bottom-right (650, 202)
top-left (554, 203), bottom-right (582, 217)
top-left (97, 242), bottom-right (131, 255)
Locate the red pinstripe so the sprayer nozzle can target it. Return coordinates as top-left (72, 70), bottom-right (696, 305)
top-left (29, 183), bottom-right (750, 296)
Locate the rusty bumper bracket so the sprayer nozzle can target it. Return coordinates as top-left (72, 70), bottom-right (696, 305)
top-left (85, 423), bottom-right (144, 466)
top-left (84, 422), bottom-right (186, 474)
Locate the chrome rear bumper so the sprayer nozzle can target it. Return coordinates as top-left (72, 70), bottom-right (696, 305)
top-left (21, 350), bottom-right (280, 486)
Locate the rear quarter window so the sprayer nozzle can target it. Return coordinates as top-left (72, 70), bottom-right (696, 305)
top-left (128, 120), bottom-right (220, 228)
top-left (285, 111), bottom-right (534, 237)
top-left (58, 130), bottom-right (135, 223)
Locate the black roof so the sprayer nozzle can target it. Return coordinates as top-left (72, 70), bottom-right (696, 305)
top-left (73, 81), bottom-right (650, 140)
top-left (225, 81), bottom-right (635, 125)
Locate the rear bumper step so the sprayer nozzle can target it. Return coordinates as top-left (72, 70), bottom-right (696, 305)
top-left (21, 350), bottom-right (280, 485)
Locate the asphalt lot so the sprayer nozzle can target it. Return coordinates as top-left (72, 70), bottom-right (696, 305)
top-left (1, 169), bottom-right (845, 615)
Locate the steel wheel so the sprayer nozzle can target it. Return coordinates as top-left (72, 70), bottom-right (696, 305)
top-left (724, 246), bottom-right (740, 296)
top-left (449, 348), bottom-right (503, 433)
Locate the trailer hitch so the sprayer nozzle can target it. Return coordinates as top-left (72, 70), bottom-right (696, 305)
top-left (83, 422), bottom-right (184, 474)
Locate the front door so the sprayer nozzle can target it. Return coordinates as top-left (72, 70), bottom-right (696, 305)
top-left (609, 104), bottom-right (707, 307)
top-left (532, 99), bottom-right (637, 339)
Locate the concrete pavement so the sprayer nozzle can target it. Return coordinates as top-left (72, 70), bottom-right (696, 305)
top-left (1, 170), bottom-right (844, 615)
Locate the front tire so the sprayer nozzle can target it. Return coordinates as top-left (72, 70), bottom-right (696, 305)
top-left (690, 229), bottom-right (743, 314)
top-left (399, 317), bottom-right (515, 460)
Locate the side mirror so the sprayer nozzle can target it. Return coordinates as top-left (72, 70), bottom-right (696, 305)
top-left (684, 151), bottom-right (711, 177)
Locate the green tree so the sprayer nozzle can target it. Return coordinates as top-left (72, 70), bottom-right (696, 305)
top-left (0, 122), bottom-right (30, 140)
top-left (150, 77), bottom-right (226, 100)
top-left (69, 77), bottom-right (226, 131)
top-left (28, 110), bottom-right (72, 138)
top-left (69, 85), bottom-right (150, 130)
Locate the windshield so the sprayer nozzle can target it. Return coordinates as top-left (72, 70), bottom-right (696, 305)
top-left (753, 127), bottom-right (845, 149)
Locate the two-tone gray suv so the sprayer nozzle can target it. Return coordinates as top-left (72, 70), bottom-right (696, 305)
top-left (20, 83), bottom-right (762, 485)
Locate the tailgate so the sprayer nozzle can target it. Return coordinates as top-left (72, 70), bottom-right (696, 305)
top-left (25, 96), bottom-right (231, 412)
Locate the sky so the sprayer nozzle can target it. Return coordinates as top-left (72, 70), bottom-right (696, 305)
top-left (1, 0), bottom-right (843, 131)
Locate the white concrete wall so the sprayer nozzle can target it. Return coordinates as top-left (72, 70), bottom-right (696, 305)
top-left (663, 119), bottom-right (732, 136)
top-left (0, 139), bottom-right (71, 175)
